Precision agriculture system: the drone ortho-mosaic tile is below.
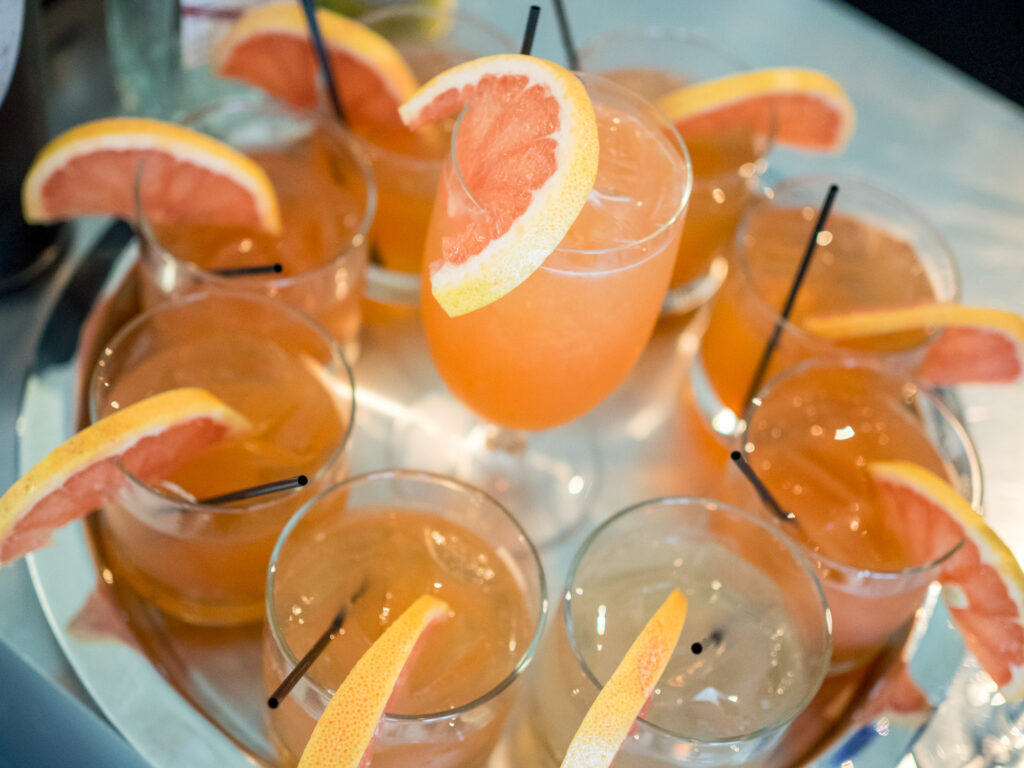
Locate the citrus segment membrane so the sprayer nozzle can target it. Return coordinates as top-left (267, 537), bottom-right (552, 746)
top-left (399, 54), bottom-right (599, 316)
top-left (656, 67), bottom-right (854, 153)
top-left (214, 1), bottom-right (418, 129)
top-left (21, 118), bottom-right (282, 233)
top-left (0, 388), bottom-right (249, 564)
top-left (296, 594), bottom-right (451, 767)
top-left (869, 461), bottom-right (1024, 701)
top-left (804, 305), bottom-right (1024, 385)
top-left (560, 589), bottom-right (688, 768)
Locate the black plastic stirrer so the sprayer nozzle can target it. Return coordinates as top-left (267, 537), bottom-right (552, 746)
top-left (199, 475), bottom-right (308, 505)
top-left (298, 0), bottom-right (347, 123)
top-left (520, 5), bottom-right (542, 55)
top-left (729, 450), bottom-right (796, 524)
top-left (551, 0), bottom-right (579, 70)
top-left (741, 184), bottom-right (840, 408)
top-left (267, 578), bottom-right (369, 709)
top-left (210, 263), bottom-right (283, 278)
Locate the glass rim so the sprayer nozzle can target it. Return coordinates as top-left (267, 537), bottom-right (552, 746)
top-left (88, 290), bottom-right (357, 516)
top-left (264, 468), bottom-right (549, 722)
top-left (448, 70), bottom-right (693, 262)
top-left (134, 97), bottom-right (377, 289)
top-left (739, 356), bottom-right (983, 579)
top-left (732, 174), bottom-right (962, 351)
top-left (562, 495), bottom-right (832, 745)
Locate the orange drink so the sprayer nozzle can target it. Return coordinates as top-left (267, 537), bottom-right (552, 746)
top-left (89, 293), bottom-right (355, 625)
top-left (421, 74), bottom-right (690, 431)
top-left (356, 5), bottom-right (515, 298)
top-left (263, 470), bottom-right (546, 765)
top-left (580, 28), bottom-right (770, 314)
top-left (692, 176), bottom-right (960, 438)
top-left (740, 361), bottom-right (978, 672)
top-left (137, 99), bottom-right (375, 356)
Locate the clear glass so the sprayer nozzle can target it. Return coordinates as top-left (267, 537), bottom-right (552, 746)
top-left (692, 174), bottom-right (960, 439)
top-left (89, 292), bottom-right (355, 626)
top-left (262, 469), bottom-right (547, 766)
top-left (514, 497), bottom-right (831, 766)
top-left (356, 4), bottom-right (517, 305)
top-left (407, 73), bottom-right (691, 545)
top-left (579, 26), bottom-right (773, 316)
top-left (135, 98), bottom-right (376, 359)
top-left (739, 359), bottom-right (981, 673)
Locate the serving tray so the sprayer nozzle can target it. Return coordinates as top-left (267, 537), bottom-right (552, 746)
top-left (20, 225), bottom-right (985, 768)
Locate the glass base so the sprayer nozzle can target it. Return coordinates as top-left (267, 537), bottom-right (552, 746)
top-left (661, 252), bottom-right (728, 316)
top-left (390, 393), bottom-right (596, 548)
top-left (689, 347), bottom-right (745, 443)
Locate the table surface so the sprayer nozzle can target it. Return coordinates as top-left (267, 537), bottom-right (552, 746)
top-left (2, 0), bottom-right (1023, 764)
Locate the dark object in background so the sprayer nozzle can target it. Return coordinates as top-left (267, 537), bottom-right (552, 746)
top-left (842, 0), bottom-right (1024, 107)
top-left (0, 0), bottom-right (65, 296)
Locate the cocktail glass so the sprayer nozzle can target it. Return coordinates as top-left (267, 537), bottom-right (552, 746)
top-left (579, 26), bottom-right (772, 316)
top-left (513, 497), bottom-right (831, 766)
top-left (89, 292), bottom-right (355, 625)
top-left (410, 73), bottom-right (690, 545)
top-left (262, 469), bottom-right (547, 765)
top-left (739, 359), bottom-right (980, 672)
top-left (692, 174), bottom-right (960, 439)
top-left (356, 4), bottom-right (516, 305)
top-left (135, 97), bottom-right (376, 359)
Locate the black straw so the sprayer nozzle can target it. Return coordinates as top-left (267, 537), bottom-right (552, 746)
top-left (211, 263), bottom-right (283, 277)
top-left (741, 184), bottom-right (840, 407)
top-left (520, 5), bottom-right (542, 55)
top-left (690, 629), bottom-right (724, 655)
top-left (730, 451), bottom-right (796, 524)
top-left (298, 0), bottom-right (347, 123)
top-left (551, 0), bottom-right (579, 70)
top-left (267, 579), bottom-right (369, 709)
top-left (199, 475), bottom-right (308, 505)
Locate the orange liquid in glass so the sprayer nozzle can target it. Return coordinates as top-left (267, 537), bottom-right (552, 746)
top-left (265, 509), bottom-right (532, 765)
top-left (421, 100), bottom-right (686, 430)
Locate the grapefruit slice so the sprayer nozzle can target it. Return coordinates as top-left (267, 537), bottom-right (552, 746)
top-left (213, 2), bottom-right (418, 129)
top-left (560, 589), bottom-right (687, 768)
top-left (0, 388), bottom-right (249, 564)
top-left (399, 54), bottom-right (600, 316)
top-left (297, 594), bottom-right (450, 767)
top-left (803, 305), bottom-right (1024, 385)
top-left (869, 461), bottom-right (1024, 701)
top-left (656, 68), bottom-right (854, 153)
top-left (22, 118), bottom-right (281, 233)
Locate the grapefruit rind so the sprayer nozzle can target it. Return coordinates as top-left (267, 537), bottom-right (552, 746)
top-left (213, 1), bottom-right (419, 117)
top-left (803, 305), bottom-right (1024, 384)
top-left (656, 67), bottom-right (855, 153)
top-left (297, 594), bottom-right (451, 768)
top-left (21, 118), bottom-right (282, 233)
top-left (0, 387), bottom-right (249, 564)
top-left (560, 589), bottom-right (687, 768)
top-left (398, 54), bottom-right (600, 317)
top-left (868, 461), bottom-right (1024, 701)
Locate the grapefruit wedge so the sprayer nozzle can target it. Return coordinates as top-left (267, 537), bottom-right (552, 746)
top-left (22, 118), bottom-right (281, 233)
top-left (656, 67), bottom-right (854, 153)
top-left (399, 54), bottom-right (600, 316)
top-left (803, 305), bottom-right (1024, 385)
top-left (214, 2), bottom-right (418, 129)
top-left (560, 589), bottom-right (687, 768)
top-left (297, 594), bottom-right (450, 767)
top-left (0, 388), bottom-right (249, 564)
top-left (869, 461), bottom-right (1024, 701)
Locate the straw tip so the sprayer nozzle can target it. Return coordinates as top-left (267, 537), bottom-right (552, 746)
top-left (267, 697), bottom-right (280, 709)
top-left (297, 475), bottom-right (309, 487)
top-left (729, 450), bottom-right (742, 461)
top-left (272, 263), bottom-right (283, 273)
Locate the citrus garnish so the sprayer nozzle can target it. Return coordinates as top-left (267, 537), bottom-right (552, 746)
top-left (297, 594), bottom-right (450, 767)
top-left (560, 589), bottom-right (687, 768)
top-left (869, 461), bottom-right (1024, 700)
top-left (214, 1), bottom-right (418, 130)
top-left (398, 54), bottom-right (600, 316)
top-left (803, 305), bottom-right (1024, 385)
top-left (656, 67), bottom-right (854, 153)
top-left (0, 388), bottom-right (249, 564)
top-left (21, 118), bottom-right (282, 233)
